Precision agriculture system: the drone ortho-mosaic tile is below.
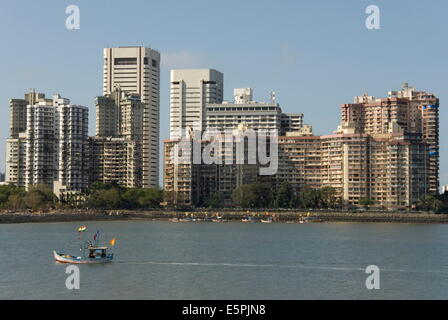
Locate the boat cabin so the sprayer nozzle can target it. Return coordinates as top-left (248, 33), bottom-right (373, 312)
top-left (88, 246), bottom-right (108, 259)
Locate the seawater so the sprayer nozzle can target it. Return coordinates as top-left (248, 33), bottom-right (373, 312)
top-left (1, 220), bottom-right (448, 299)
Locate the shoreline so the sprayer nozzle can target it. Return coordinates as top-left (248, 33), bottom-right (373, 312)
top-left (1, 209), bottom-right (448, 224)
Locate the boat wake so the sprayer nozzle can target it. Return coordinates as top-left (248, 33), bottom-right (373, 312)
top-left (115, 261), bottom-right (448, 275)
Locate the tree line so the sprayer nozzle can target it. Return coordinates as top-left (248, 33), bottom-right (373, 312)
top-left (226, 182), bottom-right (448, 213)
top-left (0, 182), bottom-right (163, 210)
top-left (0, 181), bottom-right (447, 213)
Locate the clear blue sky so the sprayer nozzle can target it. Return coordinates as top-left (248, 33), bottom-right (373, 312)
top-left (0, 0), bottom-right (446, 187)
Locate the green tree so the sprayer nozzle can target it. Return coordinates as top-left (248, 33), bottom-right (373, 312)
top-left (417, 195), bottom-right (444, 213)
top-left (320, 186), bottom-right (338, 209)
top-left (122, 188), bottom-right (144, 209)
top-left (232, 183), bottom-right (272, 208)
top-left (299, 186), bottom-right (321, 209)
top-left (0, 184), bottom-right (25, 208)
top-left (275, 182), bottom-right (294, 208)
top-left (23, 184), bottom-right (56, 209)
top-left (138, 188), bottom-right (163, 208)
top-left (232, 184), bottom-right (258, 208)
top-left (205, 192), bottom-right (223, 208)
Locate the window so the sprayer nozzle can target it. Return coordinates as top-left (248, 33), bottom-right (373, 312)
top-left (114, 58), bottom-right (137, 65)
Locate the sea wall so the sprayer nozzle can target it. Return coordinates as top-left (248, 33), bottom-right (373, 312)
top-left (1, 209), bottom-right (448, 224)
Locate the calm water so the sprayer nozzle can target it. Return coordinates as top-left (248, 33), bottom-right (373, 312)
top-left (1, 220), bottom-right (448, 299)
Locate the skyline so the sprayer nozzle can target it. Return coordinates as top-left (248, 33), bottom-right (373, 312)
top-left (0, 0), bottom-right (446, 187)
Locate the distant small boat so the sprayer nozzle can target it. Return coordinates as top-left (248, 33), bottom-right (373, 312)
top-left (169, 217), bottom-right (180, 222)
top-left (260, 217), bottom-right (273, 223)
top-left (300, 216), bottom-right (323, 223)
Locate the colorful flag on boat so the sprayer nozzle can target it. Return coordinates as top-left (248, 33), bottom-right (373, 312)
top-left (109, 238), bottom-right (116, 246)
top-left (93, 230), bottom-right (99, 241)
top-left (77, 225), bottom-right (87, 232)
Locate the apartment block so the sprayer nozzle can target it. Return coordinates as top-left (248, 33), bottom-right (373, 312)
top-left (5, 134), bottom-right (27, 187)
top-left (163, 125), bottom-right (275, 207)
top-left (276, 122), bottom-right (428, 208)
top-left (5, 92), bottom-right (90, 196)
top-left (25, 100), bottom-right (59, 188)
top-left (280, 113), bottom-right (304, 135)
top-left (92, 90), bottom-right (144, 188)
top-left (341, 83), bottom-right (439, 193)
top-left (56, 104), bottom-right (89, 194)
top-left (6, 90), bottom-right (52, 186)
top-left (90, 137), bottom-right (142, 188)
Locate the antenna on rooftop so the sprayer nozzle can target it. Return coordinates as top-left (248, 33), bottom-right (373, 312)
top-left (270, 91), bottom-right (276, 104)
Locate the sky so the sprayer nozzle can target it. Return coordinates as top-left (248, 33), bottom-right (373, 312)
top-left (0, 0), bottom-right (446, 187)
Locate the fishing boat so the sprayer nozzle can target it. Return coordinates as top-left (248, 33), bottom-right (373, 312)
top-left (53, 226), bottom-right (116, 264)
top-left (53, 246), bottom-right (113, 264)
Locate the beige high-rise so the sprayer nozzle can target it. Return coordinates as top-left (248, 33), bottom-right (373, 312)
top-left (103, 46), bottom-right (160, 188)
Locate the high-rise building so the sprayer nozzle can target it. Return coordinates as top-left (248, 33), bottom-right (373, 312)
top-left (163, 125), bottom-right (275, 207)
top-left (205, 88), bottom-right (283, 133)
top-left (280, 113), bottom-right (304, 135)
top-left (6, 91), bottom-right (89, 196)
top-left (5, 134), bottom-right (27, 187)
top-left (276, 122), bottom-right (428, 208)
top-left (56, 104), bottom-right (89, 194)
top-left (165, 80), bottom-right (309, 207)
top-left (341, 83), bottom-right (439, 193)
top-left (6, 90), bottom-right (51, 186)
top-left (170, 69), bottom-right (224, 138)
top-left (92, 89), bottom-right (144, 188)
top-left (103, 46), bottom-right (160, 188)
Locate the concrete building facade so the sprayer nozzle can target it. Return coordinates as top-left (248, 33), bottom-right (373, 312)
top-left (341, 83), bottom-right (439, 193)
top-left (276, 122), bottom-right (428, 209)
top-left (92, 90), bottom-right (144, 188)
top-left (170, 69), bottom-right (224, 138)
top-left (6, 91), bottom-right (89, 196)
top-left (103, 46), bottom-right (160, 188)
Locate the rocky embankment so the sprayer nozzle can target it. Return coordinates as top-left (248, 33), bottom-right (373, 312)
top-left (0, 209), bottom-right (447, 224)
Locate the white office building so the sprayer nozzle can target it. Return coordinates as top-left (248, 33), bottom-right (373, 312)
top-left (169, 69), bottom-right (224, 138)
